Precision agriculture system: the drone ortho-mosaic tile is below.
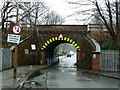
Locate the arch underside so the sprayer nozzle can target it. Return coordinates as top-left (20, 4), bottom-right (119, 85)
top-left (41, 36), bottom-right (81, 51)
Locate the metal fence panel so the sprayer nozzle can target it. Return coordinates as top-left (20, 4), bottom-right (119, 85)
top-left (0, 48), bottom-right (2, 71)
top-left (0, 48), bottom-right (12, 70)
top-left (100, 50), bottom-right (120, 72)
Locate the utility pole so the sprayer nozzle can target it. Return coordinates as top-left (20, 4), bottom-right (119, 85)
top-left (13, 0), bottom-right (19, 79)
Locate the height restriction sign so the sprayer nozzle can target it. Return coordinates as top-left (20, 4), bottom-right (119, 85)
top-left (12, 25), bottom-right (22, 34)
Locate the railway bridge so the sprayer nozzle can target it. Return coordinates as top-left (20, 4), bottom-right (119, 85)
top-left (14, 25), bottom-right (100, 71)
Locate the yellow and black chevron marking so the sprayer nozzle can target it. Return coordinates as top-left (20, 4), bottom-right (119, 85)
top-left (41, 37), bottom-right (80, 51)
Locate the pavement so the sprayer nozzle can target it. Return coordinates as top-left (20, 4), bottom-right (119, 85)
top-left (95, 71), bottom-right (120, 79)
top-left (0, 65), bottom-right (47, 90)
top-left (0, 65), bottom-right (120, 90)
top-left (81, 70), bottom-right (120, 79)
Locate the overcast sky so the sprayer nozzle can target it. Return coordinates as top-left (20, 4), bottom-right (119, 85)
top-left (0, 0), bottom-right (112, 25)
top-left (44, 0), bottom-right (95, 25)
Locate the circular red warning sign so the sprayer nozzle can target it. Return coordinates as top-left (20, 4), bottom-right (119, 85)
top-left (12, 25), bottom-right (22, 34)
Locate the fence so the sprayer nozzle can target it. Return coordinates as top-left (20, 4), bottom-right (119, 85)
top-left (0, 48), bottom-right (2, 71)
top-left (0, 48), bottom-right (12, 70)
top-left (100, 50), bottom-right (120, 72)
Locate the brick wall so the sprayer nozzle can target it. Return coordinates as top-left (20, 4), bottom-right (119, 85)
top-left (12, 36), bottom-right (43, 66)
top-left (92, 52), bottom-right (100, 71)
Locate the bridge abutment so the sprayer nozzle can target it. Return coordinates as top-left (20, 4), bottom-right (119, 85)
top-left (92, 52), bottom-right (100, 71)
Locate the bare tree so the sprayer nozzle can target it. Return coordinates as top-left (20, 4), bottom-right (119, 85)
top-left (18, 2), bottom-right (32, 27)
top-left (1, 1), bottom-right (33, 32)
top-left (1, 1), bottom-right (49, 31)
top-left (31, 2), bottom-right (64, 25)
top-left (1, 1), bottom-right (65, 32)
top-left (43, 11), bottom-right (64, 25)
top-left (1, 2), bottom-right (16, 33)
top-left (30, 2), bottom-right (49, 26)
top-left (67, 0), bottom-right (120, 46)
top-left (93, 0), bottom-right (120, 46)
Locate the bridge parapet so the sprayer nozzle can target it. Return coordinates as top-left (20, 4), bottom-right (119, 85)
top-left (37, 25), bottom-right (87, 32)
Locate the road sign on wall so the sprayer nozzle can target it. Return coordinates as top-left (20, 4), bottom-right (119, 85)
top-left (31, 44), bottom-right (36, 50)
top-left (7, 34), bottom-right (20, 44)
top-left (12, 25), bottom-right (22, 34)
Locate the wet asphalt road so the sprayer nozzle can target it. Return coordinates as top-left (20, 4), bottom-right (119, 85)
top-left (46, 55), bottom-right (120, 89)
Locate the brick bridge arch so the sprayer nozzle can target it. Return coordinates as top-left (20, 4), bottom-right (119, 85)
top-left (36, 25), bottom-right (95, 69)
top-left (16, 25), bottom-right (100, 70)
